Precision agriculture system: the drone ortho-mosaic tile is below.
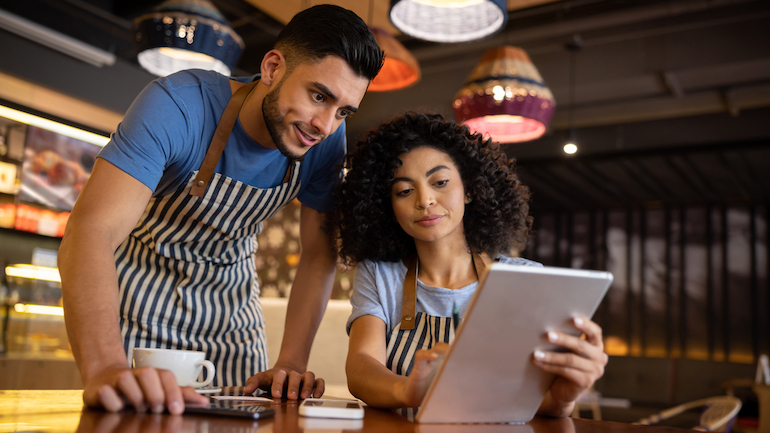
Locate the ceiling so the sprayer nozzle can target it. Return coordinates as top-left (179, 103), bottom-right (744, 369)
top-left (1, 0), bottom-right (769, 213)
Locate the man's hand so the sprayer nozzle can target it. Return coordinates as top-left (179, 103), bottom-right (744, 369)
top-left (244, 362), bottom-right (324, 400)
top-left (82, 365), bottom-right (209, 414)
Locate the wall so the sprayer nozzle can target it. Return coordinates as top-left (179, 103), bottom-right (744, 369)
top-left (255, 199), bottom-right (355, 300)
top-left (527, 206), bottom-right (770, 364)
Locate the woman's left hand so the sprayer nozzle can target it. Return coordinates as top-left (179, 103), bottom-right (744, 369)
top-left (533, 317), bottom-right (608, 408)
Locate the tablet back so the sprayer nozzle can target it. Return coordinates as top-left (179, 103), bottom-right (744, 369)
top-left (415, 264), bottom-right (612, 424)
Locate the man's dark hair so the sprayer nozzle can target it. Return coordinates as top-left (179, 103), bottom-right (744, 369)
top-left (275, 4), bottom-right (384, 80)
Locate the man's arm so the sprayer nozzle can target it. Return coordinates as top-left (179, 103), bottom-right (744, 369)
top-left (59, 158), bottom-right (206, 413)
top-left (245, 204), bottom-right (337, 399)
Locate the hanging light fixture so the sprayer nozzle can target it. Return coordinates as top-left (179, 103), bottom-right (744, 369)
top-left (453, 46), bottom-right (555, 143)
top-left (563, 34), bottom-right (583, 155)
top-left (389, 0), bottom-right (507, 43)
top-left (134, 0), bottom-right (244, 77)
top-left (369, 27), bottom-right (421, 91)
top-left (366, 0), bottom-right (420, 92)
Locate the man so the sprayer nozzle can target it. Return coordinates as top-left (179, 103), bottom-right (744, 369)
top-left (58, 4), bottom-right (383, 414)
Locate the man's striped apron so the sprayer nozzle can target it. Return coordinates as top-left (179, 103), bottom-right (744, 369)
top-left (115, 80), bottom-right (302, 386)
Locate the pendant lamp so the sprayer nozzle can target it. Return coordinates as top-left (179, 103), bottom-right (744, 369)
top-left (369, 27), bottom-right (421, 92)
top-left (389, 0), bottom-right (508, 43)
top-left (453, 46), bottom-right (555, 143)
top-left (134, 0), bottom-right (244, 77)
top-left (563, 34), bottom-right (583, 154)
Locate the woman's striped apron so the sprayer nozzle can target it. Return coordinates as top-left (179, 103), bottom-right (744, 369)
top-left (385, 254), bottom-right (485, 419)
top-left (115, 80), bottom-right (302, 386)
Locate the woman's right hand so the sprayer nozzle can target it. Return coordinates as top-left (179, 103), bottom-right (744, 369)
top-left (398, 342), bottom-right (450, 407)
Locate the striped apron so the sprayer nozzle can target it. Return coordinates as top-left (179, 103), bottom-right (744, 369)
top-left (385, 254), bottom-right (485, 419)
top-left (115, 80), bottom-right (302, 386)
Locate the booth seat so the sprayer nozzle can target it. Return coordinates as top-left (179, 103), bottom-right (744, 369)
top-left (0, 297), bottom-right (354, 395)
top-left (593, 356), bottom-right (757, 425)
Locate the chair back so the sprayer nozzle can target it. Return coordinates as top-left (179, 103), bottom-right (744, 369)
top-left (637, 396), bottom-right (742, 432)
top-left (754, 384), bottom-right (770, 433)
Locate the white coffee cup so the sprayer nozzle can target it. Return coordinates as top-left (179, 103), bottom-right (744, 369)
top-left (132, 348), bottom-right (215, 388)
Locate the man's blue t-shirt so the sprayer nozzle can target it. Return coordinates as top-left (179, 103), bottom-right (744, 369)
top-left (98, 69), bottom-right (345, 212)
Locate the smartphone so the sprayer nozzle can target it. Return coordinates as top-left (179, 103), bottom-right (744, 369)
top-left (299, 416), bottom-right (364, 430)
top-left (184, 399), bottom-right (275, 419)
top-left (298, 398), bottom-right (364, 419)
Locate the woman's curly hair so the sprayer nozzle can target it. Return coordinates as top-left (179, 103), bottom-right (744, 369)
top-left (330, 112), bottom-right (532, 266)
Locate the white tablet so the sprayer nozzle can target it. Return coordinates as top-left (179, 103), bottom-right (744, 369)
top-left (416, 263), bottom-right (613, 424)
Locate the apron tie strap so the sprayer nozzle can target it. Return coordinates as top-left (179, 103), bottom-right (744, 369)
top-left (400, 256), bottom-right (418, 330)
top-left (399, 252), bottom-right (486, 330)
top-left (191, 80), bottom-right (259, 198)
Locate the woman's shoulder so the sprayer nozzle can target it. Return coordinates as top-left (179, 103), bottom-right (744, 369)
top-left (497, 256), bottom-right (544, 267)
top-left (352, 259), bottom-right (408, 302)
top-left (358, 258), bottom-right (409, 274)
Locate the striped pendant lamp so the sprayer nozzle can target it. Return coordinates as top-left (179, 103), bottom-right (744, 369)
top-left (453, 46), bottom-right (555, 143)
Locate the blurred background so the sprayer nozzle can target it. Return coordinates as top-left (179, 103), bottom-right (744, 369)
top-left (1, 0), bottom-right (769, 426)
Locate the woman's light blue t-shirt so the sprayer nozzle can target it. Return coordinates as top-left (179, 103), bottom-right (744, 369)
top-left (347, 257), bottom-right (543, 335)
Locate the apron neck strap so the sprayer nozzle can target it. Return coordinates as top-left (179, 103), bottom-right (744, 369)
top-left (191, 80), bottom-right (259, 198)
top-left (399, 252), bottom-right (486, 330)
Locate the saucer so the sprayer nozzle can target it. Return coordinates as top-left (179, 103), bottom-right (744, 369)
top-left (195, 386), bottom-right (223, 394)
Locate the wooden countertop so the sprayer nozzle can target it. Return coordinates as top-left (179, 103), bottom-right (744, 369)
top-left (0, 389), bottom-right (688, 433)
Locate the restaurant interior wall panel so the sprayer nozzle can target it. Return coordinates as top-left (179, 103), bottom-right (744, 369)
top-left (526, 204), bottom-right (769, 365)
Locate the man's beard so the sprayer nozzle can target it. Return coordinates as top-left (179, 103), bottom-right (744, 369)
top-left (261, 83), bottom-right (305, 161)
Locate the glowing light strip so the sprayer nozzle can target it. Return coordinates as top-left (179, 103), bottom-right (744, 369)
top-left (14, 303), bottom-right (64, 316)
top-left (5, 264), bottom-right (61, 282)
top-left (0, 105), bottom-right (109, 147)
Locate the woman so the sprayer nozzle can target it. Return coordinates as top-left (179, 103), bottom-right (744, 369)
top-left (331, 113), bottom-right (607, 417)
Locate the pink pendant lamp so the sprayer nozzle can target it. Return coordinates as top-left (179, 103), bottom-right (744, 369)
top-left (453, 46), bottom-right (555, 143)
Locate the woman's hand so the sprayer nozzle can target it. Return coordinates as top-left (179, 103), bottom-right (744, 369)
top-left (397, 342), bottom-right (450, 407)
top-left (533, 317), bottom-right (608, 416)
